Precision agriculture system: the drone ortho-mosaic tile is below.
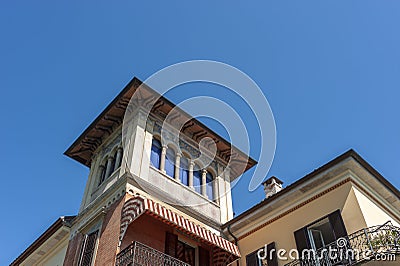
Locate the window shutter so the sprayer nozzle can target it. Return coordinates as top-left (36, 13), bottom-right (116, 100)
top-left (266, 242), bottom-right (278, 266)
top-left (329, 209), bottom-right (348, 239)
top-left (165, 232), bottom-right (178, 257)
top-left (294, 227), bottom-right (310, 254)
top-left (245, 250), bottom-right (258, 266)
top-left (79, 230), bottom-right (98, 266)
top-left (198, 246), bottom-right (210, 266)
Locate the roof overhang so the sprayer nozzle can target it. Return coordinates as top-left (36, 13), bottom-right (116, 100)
top-left (222, 149), bottom-right (400, 232)
top-left (64, 77), bottom-right (257, 179)
top-left (11, 216), bottom-right (75, 265)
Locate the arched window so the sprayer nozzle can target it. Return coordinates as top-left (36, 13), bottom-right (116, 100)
top-left (98, 164), bottom-right (106, 186)
top-left (109, 156), bottom-right (116, 175)
top-left (179, 156), bottom-right (189, 186)
top-left (193, 165), bottom-right (201, 194)
top-left (114, 147), bottom-right (123, 170)
top-left (165, 147), bottom-right (175, 178)
top-left (117, 149), bottom-right (123, 168)
top-left (206, 172), bottom-right (214, 201)
top-left (150, 139), bottom-right (162, 169)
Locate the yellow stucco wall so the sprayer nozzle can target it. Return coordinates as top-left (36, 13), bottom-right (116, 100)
top-left (341, 186), bottom-right (368, 234)
top-left (236, 181), bottom-right (400, 266)
top-left (237, 182), bottom-right (353, 265)
top-left (352, 186), bottom-right (400, 228)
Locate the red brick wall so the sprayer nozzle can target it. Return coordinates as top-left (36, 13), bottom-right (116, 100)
top-left (94, 194), bottom-right (127, 266)
top-left (63, 232), bottom-right (84, 266)
top-left (64, 194), bottom-right (214, 266)
top-left (121, 214), bottom-right (214, 263)
top-left (121, 214), bottom-right (171, 252)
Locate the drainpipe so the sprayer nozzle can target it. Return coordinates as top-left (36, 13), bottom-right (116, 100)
top-left (227, 225), bottom-right (240, 266)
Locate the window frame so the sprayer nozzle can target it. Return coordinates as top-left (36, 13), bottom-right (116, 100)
top-left (78, 230), bottom-right (99, 266)
top-left (294, 210), bottom-right (348, 256)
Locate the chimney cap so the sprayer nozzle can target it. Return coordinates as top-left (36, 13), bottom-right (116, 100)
top-left (262, 176), bottom-right (284, 186)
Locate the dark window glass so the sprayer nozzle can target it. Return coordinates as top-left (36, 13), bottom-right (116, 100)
top-left (150, 139), bottom-right (161, 169)
top-left (206, 172), bottom-right (213, 200)
top-left (109, 156), bottom-right (116, 175)
top-left (245, 250), bottom-right (261, 266)
top-left (179, 156), bottom-right (189, 185)
top-left (193, 166), bottom-right (201, 194)
top-left (177, 241), bottom-right (195, 266)
top-left (117, 148), bottom-right (123, 168)
top-left (98, 165), bottom-right (106, 186)
top-left (165, 148), bottom-right (175, 178)
top-left (246, 243), bottom-right (276, 266)
top-left (294, 209), bottom-right (348, 261)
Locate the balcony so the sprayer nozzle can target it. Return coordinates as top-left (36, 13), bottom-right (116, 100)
top-left (116, 241), bottom-right (190, 266)
top-left (285, 222), bottom-right (400, 266)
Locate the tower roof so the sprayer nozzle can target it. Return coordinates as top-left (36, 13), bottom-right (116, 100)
top-left (64, 77), bottom-right (257, 179)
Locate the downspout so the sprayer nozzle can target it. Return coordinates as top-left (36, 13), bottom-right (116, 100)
top-left (227, 224), bottom-right (240, 266)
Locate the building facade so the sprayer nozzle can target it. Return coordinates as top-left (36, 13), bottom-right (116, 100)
top-left (11, 77), bottom-right (400, 266)
top-left (224, 150), bottom-right (400, 266)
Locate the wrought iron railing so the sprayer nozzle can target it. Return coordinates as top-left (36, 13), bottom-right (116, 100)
top-left (284, 221), bottom-right (400, 266)
top-left (116, 241), bottom-right (190, 266)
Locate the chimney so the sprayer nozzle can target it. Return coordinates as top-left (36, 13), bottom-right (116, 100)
top-left (262, 176), bottom-right (283, 199)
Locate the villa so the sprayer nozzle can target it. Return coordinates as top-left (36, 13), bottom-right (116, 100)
top-left (11, 77), bottom-right (400, 266)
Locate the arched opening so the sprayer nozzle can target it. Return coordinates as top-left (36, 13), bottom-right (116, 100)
top-left (109, 156), bottom-right (116, 177)
top-left (98, 163), bottom-right (106, 186)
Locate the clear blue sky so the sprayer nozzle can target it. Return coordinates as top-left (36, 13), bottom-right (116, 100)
top-left (1, 1), bottom-right (400, 264)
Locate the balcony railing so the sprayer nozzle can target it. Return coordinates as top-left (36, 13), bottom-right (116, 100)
top-left (285, 221), bottom-right (400, 266)
top-left (116, 241), bottom-right (190, 266)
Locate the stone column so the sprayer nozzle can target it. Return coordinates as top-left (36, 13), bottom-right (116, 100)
top-left (114, 147), bottom-right (123, 169)
top-left (174, 152), bottom-right (181, 182)
top-left (104, 156), bottom-right (114, 179)
top-left (213, 177), bottom-right (219, 204)
top-left (98, 165), bottom-right (106, 185)
top-left (159, 145), bottom-right (167, 172)
top-left (201, 169), bottom-right (207, 197)
top-left (188, 161), bottom-right (194, 188)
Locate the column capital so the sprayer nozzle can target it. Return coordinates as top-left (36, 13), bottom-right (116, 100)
top-left (161, 145), bottom-right (168, 154)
